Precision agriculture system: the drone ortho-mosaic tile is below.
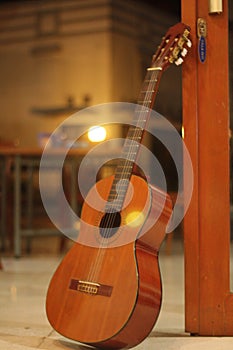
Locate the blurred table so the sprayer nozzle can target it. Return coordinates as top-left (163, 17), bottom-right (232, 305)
top-left (0, 147), bottom-right (95, 257)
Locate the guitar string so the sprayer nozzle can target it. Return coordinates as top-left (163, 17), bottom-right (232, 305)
top-left (86, 69), bottom-right (160, 283)
top-left (85, 123), bottom-right (148, 282)
top-left (86, 69), bottom-right (159, 283)
top-left (101, 68), bottom-right (160, 236)
top-left (87, 70), bottom-right (158, 283)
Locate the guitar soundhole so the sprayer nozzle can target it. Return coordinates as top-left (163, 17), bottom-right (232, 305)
top-left (99, 211), bottom-right (121, 238)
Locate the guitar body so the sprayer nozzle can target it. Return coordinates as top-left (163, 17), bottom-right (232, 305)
top-left (46, 175), bottom-right (172, 349)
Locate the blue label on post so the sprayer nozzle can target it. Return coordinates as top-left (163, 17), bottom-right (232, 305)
top-left (198, 36), bottom-right (207, 63)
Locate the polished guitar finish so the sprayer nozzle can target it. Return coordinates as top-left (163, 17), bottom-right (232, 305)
top-left (46, 23), bottom-right (191, 349)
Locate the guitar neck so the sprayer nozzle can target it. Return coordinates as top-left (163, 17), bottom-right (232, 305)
top-left (137, 67), bottom-right (163, 110)
top-left (105, 23), bottom-right (191, 211)
top-left (106, 67), bottom-right (163, 211)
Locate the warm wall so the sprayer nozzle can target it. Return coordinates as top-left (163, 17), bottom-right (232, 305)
top-left (0, 0), bottom-right (178, 147)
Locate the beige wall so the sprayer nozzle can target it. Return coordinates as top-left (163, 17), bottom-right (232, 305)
top-left (0, 0), bottom-right (178, 147)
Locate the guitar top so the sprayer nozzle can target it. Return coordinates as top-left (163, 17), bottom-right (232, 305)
top-left (46, 22), bottom-right (191, 349)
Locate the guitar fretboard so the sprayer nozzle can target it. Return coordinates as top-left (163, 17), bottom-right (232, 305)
top-left (105, 68), bottom-right (162, 212)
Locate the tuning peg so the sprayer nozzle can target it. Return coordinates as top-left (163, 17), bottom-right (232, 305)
top-left (187, 39), bottom-right (192, 48)
top-left (175, 57), bottom-right (184, 66)
top-left (181, 48), bottom-right (188, 57)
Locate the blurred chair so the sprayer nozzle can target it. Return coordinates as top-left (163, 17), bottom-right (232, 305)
top-left (0, 138), bottom-right (16, 252)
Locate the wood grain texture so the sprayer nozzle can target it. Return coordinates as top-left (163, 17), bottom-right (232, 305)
top-left (182, 0), bottom-right (233, 335)
top-left (181, 0), bottom-right (200, 335)
top-left (46, 175), bottom-right (172, 348)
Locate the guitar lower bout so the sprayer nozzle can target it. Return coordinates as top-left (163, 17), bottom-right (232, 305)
top-left (46, 175), bottom-right (172, 349)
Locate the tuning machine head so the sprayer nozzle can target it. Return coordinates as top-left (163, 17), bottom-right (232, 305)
top-left (187, 39), bottom-right (192, 48)
top-left (175, 57), bottom-right (184, 66)
top-left (151, 23), bottom-right (192, 70)
top-left (173, 31), bottom-right (192, 65)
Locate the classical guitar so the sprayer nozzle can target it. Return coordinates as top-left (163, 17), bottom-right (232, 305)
top-left (46, 22), bottom-right (191, 349)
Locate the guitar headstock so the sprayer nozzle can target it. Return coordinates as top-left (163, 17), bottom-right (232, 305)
top-left (151, 22), bottom-right (191, 71)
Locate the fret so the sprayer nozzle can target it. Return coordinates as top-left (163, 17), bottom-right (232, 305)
top-left (141, 81), bottom-right (155, 85)
top-left (115, 169), bottom-right (133, 175)
top-left (144, 79), bottom-right (158, 83)
top-left (117, 158), bottom-right (134, 164)
top-left (115, 160), bottom-right (134, 165)
top-left (130, 123), bottom-right (146, 128)
top-left (116, 160), bottom-right (134, 165)
top-left (124, 136), bottom-right (142, 141)
top-left (137, 100), bottom-right (152, 104)
top-left (123, 136), bottom-right (141, 141)
top-left (115, 167), bottom-right (133, 174)
top-left (122, 147), bottom-right (138, 151)
top-left (140, 90), bottom-right (155, 94)
top-left (115, 166), bottom-right (133, 170)
top-left (124, 132), bottom-right (142, 137)
top-left (115, 171), bottom-right (133, 177)
top-left (131, 116), bottom-right (147, 122)
top-left (115, 166), bottom-right (134, 173)
top-left (117, 159), bottom-right (133, 167)
top-left (116, 159), bottom-right (134, 164)
top-left (105, 202), bottom-right (122, 211)
top-left (127, 126), bottom-right (143, 132)
top-left (126, 129), bottom-right (143, 132)
top-left (124, 136), bottom-right (141, 142)
top-left (136, 103), bottom-right (152, 109)
top-left (113, 189), bottom-right (129, 195)
top-left (108, 189), bottom-right (128, 197)
top-left (108, 191), bottom-right (127, 198)
top-left (135, 105), bottom-right (149, 111)
top-left (114, 174), bottom-right (132, 182)
top-left (114, 175), bottom-right (133, 180)
top-left (147, 66), bottom-right (162, 71)
top-left (121, 153), bottom-right (138, 159)
top-left (123, 141), bottom-right (141, 146)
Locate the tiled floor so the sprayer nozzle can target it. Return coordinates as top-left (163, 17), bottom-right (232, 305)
top-left (0, 237), bottom-right (233, 350)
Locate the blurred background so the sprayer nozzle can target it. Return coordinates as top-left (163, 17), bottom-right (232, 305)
top-left (0, 3), bottom-right (233, 348)
top-left (0, 0), bottom-right (232, 257)
top-left (0, 0), bottom-right (181, 147)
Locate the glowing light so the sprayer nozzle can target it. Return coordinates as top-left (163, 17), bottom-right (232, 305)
top-left (125, 211), bottom-right (145, 228)
top-left (181, 125), bottom-right (185, 139)
top-left (88, 126), bottom-right (107, 142)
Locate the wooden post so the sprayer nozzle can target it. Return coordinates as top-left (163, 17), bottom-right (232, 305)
top-left (182, 0), bottom-right (233, 335)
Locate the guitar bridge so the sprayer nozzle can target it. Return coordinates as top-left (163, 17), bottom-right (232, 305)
top-left (77, 280), bottom-right (100, 295)
top-left (69, 278), bottom-right (113, 297)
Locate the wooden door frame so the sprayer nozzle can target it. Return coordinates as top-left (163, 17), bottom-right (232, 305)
top-left (182, 0), bottom-right (233, 335)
